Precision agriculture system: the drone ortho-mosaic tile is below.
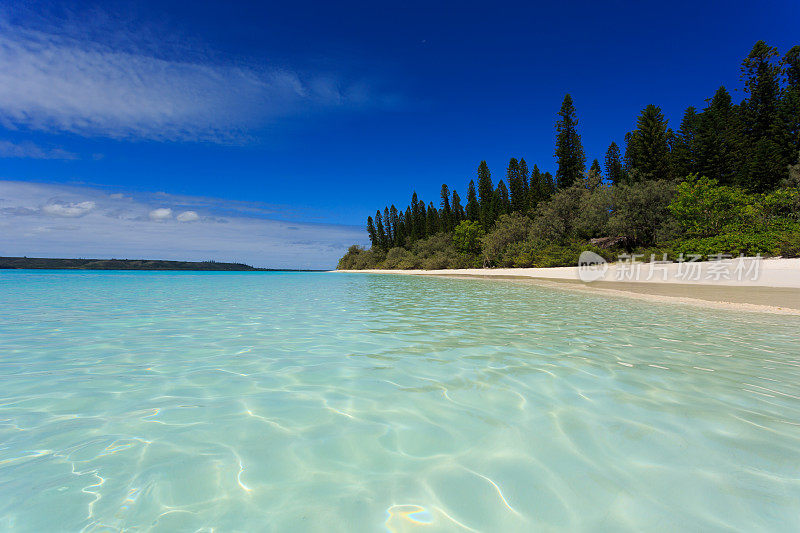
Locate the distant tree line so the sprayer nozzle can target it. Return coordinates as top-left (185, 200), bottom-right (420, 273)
top-left (341, 42), bottom-right (800, 269)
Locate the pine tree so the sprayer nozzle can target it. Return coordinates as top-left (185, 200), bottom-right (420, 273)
top-left (604, 142), bottom-right (624, 185)
top-left (623, 131), bottom-right (636, 177)
top-left (586, 159), bottom-right (602, 190)
top-left (543, 172), bottom-right (556, 197)
top-left (375, 210), bottom-right (388, 249)
top-left (506, 157), bottom-right (526, 212)
top-left (451, 190), bottom-right (465, 222)
top-left (671, 107), bottom-right (698, 180)
top-left (529, 164), bottom-right (542, 206)
top-left (741, 41), bottom-right (782, 141)
top-left (786, 46), bottom-right (800, 90)
top-left (519, 158), bottom-right (530, 208)
top-left (466, 180), bottom-right (480, 221)
top-left (554, 94), bottom-right (586, 188)
top-left (404, 206), bottom-right (413, 243)
top-left (781, 46), bottom-right (800, 169)
top-left (695, 87), bottom-right (742, 185)
top-left (426, 202), bottom-right (440, 235)
top-left (389, 205), bottom-right (399, 247)
top-left (395, 209), bottom-right (406, 247)
top-left (383, 206), bottom-right (392, 245)
top-left (416, 197), bottom-right (427, 239)
top-left (476, 161), bottom-right (495, 227)
top-left (366, 216), bottom-right (377, 248)
top-left (741, 41), bottom-right (784, 190)
top-left (439, 184), bottom-right (452, 232)
top-left (495, 180), bottom-right (511, 216)
top-left (410, 192), bottom-right (421, 241)
top-left (626, 104), bottom-right (671, 181)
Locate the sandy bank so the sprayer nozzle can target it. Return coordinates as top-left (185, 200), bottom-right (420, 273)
top-left (337, 258), bottom-right (800, 315)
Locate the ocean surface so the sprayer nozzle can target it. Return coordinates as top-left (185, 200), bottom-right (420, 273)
top-left (1, 270), bottom-right (799, 532)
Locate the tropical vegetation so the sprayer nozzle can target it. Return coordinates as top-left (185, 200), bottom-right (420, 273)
top-left (339, 42), bottom-right (800, 270)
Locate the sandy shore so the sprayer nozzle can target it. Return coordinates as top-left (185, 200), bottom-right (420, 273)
top-left (337, 258), bottom-right (800, 315)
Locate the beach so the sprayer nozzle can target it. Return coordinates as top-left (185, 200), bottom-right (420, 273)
top-left (340, 257), bottom-right (800, 314)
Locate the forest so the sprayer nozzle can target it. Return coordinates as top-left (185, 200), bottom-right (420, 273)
top-left (338, 41), bottom-right (800, 270)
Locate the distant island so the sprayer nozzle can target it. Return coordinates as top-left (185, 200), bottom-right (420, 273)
top-left (0, 257), bottom-right (319, 272)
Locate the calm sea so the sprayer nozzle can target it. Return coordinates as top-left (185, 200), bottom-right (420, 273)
top-left (1, 271), bottom-right (798, 531)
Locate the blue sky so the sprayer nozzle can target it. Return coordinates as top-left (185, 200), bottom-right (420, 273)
top-left (1, 0), bottom-right (798, 268)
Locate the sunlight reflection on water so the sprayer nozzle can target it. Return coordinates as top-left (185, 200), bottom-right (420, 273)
top-left (0, 270), bottom-right (799, 531)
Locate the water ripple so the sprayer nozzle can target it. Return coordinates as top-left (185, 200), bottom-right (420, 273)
top-left (0, 271), bottom-right (799, 531)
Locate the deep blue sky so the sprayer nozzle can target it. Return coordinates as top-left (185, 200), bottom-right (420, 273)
top-left (1, 0), bottom-right (798, 266)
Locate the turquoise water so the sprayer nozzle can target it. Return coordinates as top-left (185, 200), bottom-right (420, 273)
top-left (1, 271), bottom-right (799, 532)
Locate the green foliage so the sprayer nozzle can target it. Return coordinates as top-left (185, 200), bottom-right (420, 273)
top-left (477, 161), bottom-right (495, 226)
top-left (668, 175), bottom-right (753, 237)
top-left (574, 185), bottom-right (612, 239)
top-left (607, 180), bottom-right (677, 246)
top-left (586, 159), bottom-right (603, 191)
top-left (495, 180), bottom-right (511, 217)
top-left (337, 245), bottom-right (385, 270)
top-left (453, 220), bottom-right (485, 254)
top-left (481, 213), bottom-right (535, 265)
top-left (342, 41), bottom-right (800, 270)
top-left (694, 87), bottom-right (743, 186)
top-left (507, 241), bottom-right (614, 268)
top-left (531, 184), bottom-right (586, 242)
top-left (604, 142), bottom-right (624, 185)
top-left (554, 94), bottom-right (586, 189)
top-left (625, 104), bottom-right (671, 181)
top-left (667, 226), bottom-right (800, 258)
top-left (507, 157), bottom-right (527, 212)
top-left (465, 180), bottom-right (480, 221)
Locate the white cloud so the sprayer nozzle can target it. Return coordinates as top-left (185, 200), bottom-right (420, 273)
top-left (0, 19), bottom-right (389, 143)
top-left (149, 208), bottom-right (172, 221)
top-left (42, 200), bottom-right (95, 217)
top-left (0, 180), bottom-right (366, 269)
top-left (0, 140), bottom-right (78, 159)
top-left (176, 210), bottom-right (199, 222)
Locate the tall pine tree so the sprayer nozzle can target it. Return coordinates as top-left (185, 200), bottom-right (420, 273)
top-left (375, 210), bottom-right (388, 249)
top-left (781, 46), bottom-right (800, 170)
top-left (741, 41), bottom-right (784, 190)
top-left (554, 94), bottom-right (586, 189)
top-left (439, 184), bottom-right (452, 232)
top-left (495, 180), bottom-right (511, 216)
top-left (426, 203), bottom-right (440, 235)
top-left (671, 107), bottom-right (698, 180)
top-left (383, 207), bottom-right (392, 246)
top-left (506, 158), bottom-right (525, 212)
top-left (519, 158), bottom-right (530, 208)
top-left (366, 216), bottom-right (377, 248)
top-left (452, 190), bottom-right (465, 222)
top-left (476, 161), bottom-right (495, 227)
top-left (604, 142), bottom-right (624, 185)
top-left (626, 104), bottom-right (671, 181)
top-left (466, 180), bottom-right (480, 222)
top-left (695, 87), bottom-right (742, 185)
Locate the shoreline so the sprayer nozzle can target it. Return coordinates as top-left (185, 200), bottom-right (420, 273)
top-left (336, 258), bottom-right (800, 315)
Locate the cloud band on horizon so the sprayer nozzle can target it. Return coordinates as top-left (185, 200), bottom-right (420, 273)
top-left (0, 180), bottom-right (367, 269)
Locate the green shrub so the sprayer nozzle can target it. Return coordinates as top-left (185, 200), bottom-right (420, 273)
top-left (668, 174), bottom-right (754, 237)
top-left (607, 179), bottom-right (677, 246)
top-left (452, 221), bottom-right (485, 254)
top-left (666, 226), bottom-right (800, 258)
top-left (481, 213), bottom-right (534, 265)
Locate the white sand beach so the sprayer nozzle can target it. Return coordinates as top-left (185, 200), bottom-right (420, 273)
top-left (340, 257), bottom-right (800, 314)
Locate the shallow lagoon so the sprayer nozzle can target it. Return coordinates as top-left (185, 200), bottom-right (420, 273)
top-left (1, 271), bottom-right (798, 531)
